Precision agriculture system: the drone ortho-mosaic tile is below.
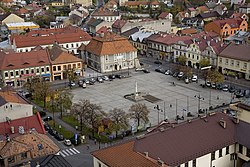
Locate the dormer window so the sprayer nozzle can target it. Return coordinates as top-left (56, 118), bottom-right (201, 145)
top-left (38, 60), bottom-right (45, 63)
top-left (7, 64), bottom-right (14, 67)
top-left (23, 62), bottom-right (29, 65)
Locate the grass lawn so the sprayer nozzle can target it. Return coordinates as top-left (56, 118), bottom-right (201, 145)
top-left (48, 120), bottom-right (74, 139)
top-left (62, 115), bottom-right (79, 128)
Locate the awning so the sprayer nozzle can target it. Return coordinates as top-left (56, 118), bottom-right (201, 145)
top-left (41, 73), bottom-right (51, 77)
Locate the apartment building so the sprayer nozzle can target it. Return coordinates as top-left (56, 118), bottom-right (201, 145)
top-left (91, 7), bottom-right (120, 22)
top-left (218, 43), bottom-right (250, 80)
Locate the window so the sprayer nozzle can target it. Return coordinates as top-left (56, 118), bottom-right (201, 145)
top-left (15, 71), bottom-right (19, 76)
top-left (26, 70), bottom-right (29, 74)
top-left (225, 59), bottom-right (228, 65)
top-left (176, 51), bottom-right (178, 55)
top-left (66, 44), bottom-right (69, 48)
top-left (71, 44), bottom-right (74, 47)
top-left (230, 153), bottom-right (237, 160)
top-left (219, 58), bottom-right (222, 63)
top-left (46, 67), bottom-right (49, 71)
top-left (188, 54), bottom-right (190, 58)
top-left (236, 61), bottom-right (240, 67)
top-left (98, 162), bottom-right (101, 167)
top-left (57, 66), bottom-right (61, 71)
top-left (21, 70), bottom-right (24, 75)
top-left (73, 64), bottom-right (76, 69)
top-left (36, 68), bottom-right (40, 73)
top-left (197, 56), bottom-right (199, 60)
top-left (53, 66), bottom-right (56, 71)
top-left (63, 65), bottom-right (67, 70)
top-left (5, 72), bottom-right (8, 77)
top-left (78, 63), bottom-right (81, 68)
top-left (219, 149), bottom-right (222, 157)
top-left (211, 152), bottom-right (215, 160)
top-left (243, 63), bottom-right (247, 69)
top-left (8, 156), bottom-right (15, 163)
top-left (68, 64), bottom-right (71, 69)
top-left (193, 159), bottom-right (196, 167)
top-left (231, 60), bottom-right (234, 66)
top-left (239, 144), bottom-right (243, 154)
top-left (41, 68), bottom-right (44, 72)
top-left (192, 55), bottom-right (194, 59)
top-left (31, 69), bottom-right (34, 73)
top-left (185, 162), bottom-right (188, 167)
top-left (226, 146), bottom-right (229, 155)
top-left (21, 152), bottom-right (27, 160)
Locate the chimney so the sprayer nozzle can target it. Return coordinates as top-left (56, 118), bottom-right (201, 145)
top-left (11, 126), bottom-right (15, 134)
top-left (157, 158), bottom-right (164, 166)
top-left (219, 119), bottom-right (227, 129)
top-left (144, 152), bottom-right (149, 158)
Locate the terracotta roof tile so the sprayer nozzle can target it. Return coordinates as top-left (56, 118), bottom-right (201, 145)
top-left (158, 12), bottom-right (170, 19)
top-left (0, 112), bottom-right (46, 137)
top-left (213, 18), bottom-right (244, 28)
top-left (92, 141), bottom-right (160, 167)
top-left (92, 7), bottom-right (119, 16)
top-left (0, 91), bottom-right (27, 105)
top-left (85, 32), bottom-right (137, 55)
top-left (219, 43), bottom-right (250, 61)
top-left (0, 49), bottom-right (50, 70)
top-left (125, 1), bottom-right (149, 6)
top-left (48, 45), bottom-right (83, 64)
top-left (112, 19), bottom-right (127, 29)
top-left (12, 26), bottom-right (91, 48)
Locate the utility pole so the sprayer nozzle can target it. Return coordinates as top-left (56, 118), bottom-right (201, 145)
top-left (175, 99), bottom-right (178, 118)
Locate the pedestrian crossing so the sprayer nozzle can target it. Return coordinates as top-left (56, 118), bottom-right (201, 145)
top-left (57, 148), bottom-right (80, 157)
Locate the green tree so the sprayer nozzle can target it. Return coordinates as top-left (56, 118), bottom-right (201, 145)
top-left (176, 55), bottom-right (187, 66)
top-left (65, 69), bottom-right (78, 89)
top-left (199, 58), bottom-right (211, 68)
top-left (207, 70), bottom-right (224, 83)
top-left (129, 103), bottom-right (149, 127)
top-left (54, 90), bottom-right (73, 118)
top-left (108, 108), bottom-right (129, 138)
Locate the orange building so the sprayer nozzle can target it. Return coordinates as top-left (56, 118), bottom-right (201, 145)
top-left (204, 18), bottom-right (248, 38)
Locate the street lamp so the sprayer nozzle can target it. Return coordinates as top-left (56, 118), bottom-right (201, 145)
top-left (194, 93), bottom-right (205, 114)
top-left (154, 104), bottom-right (163, 124)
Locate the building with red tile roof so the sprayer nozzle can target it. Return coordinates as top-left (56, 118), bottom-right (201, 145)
top-left (0, 91), bottom-right (33, 123)
top-left (11, 26), bottom-right (92, 54)
top-left (0, 48), bottom-right (51, 87)
top-left (91, 7), bottom-right (120, 22)
top-left (158, 12), bottom-right (173, 21)
top-left (92, 112), bottom-right (250, 167)
top-left (204, 18), bottom-right (248, 38)
top-left (82, 32), bottom-right (138, 73)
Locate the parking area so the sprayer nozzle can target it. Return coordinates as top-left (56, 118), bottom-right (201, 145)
top-left (71, 70), bottom-right (238, 126)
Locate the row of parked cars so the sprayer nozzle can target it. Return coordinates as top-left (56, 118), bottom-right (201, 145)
top-left (43, 117), bottom-right (72, 146)
top-left (70, 74), bottom-right (128, 88)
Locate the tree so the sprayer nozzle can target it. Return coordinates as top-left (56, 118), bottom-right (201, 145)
top-left (207, 70), bottom-right (224, 83)
top-left (129, 103), bottom-right (149, 127)
top-left (176, 55), bottom-right (187, 66)
top-left (199, 58), bottom-right (211, 68)
top-left (108, 108), bottom-right (129, 138)
top-left (54, 90), bottom-right (73, 119)
top-left (71, 100), bottom-right (106, 137)
top-left (65, 69), bottom-right (78, 89)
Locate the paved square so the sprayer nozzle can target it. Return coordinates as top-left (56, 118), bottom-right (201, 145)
top-left (71, 71), bottom-right (235, 126)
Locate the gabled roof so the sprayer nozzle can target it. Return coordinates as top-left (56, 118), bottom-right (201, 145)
top-left (31, 155), bottom-right (72, 167)
top-left (92, 7), bottom-right (119, 16)
top-left (85, 32), bottom-right (136, 55)
top-left (0, 13), bottom-right (10, 21)
top-left (112, 19), bottom-right (127, 29)
top-left (0, 112), bottom-right (46, 137)
top-left (219, 43), bottom-right (250, 61)
top-left (92, 141), bottom-right (159, 167)
top-left (158, 12), bottom-right (171, 19)
top-left (121, 27), bottom-right (140, 38)
top-left (212, 18), bottom-right (244, 28)
top-left (12, 26), bottom-right (92, 48)
top-left (88, 19), bottom-right (103, 27)
top-left (198, 11), bottom-right (219, 19)
top-left (0, 91), bottom-right (27, 106)
top-left (0, 49), bottom-right (50, 70)
top-left (48, 45), bottom-right (83, 64)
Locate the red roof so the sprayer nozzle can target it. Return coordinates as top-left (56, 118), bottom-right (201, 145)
top-left (0, 112), bottom-right (46, 137)
top-left (12, 26), bottom-right (92, 48)
top-left (112, 19), bottom-right (127, 29)
top-left (158, 12), bottom-right (170, 19)
top-left (213, 18), bottom-right (244, 28)
top-left (96, 26), bottom-right (109, 34)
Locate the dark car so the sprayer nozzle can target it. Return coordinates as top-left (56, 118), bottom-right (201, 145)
top-left (97, 77), bottom-right (104, 83)
top-left (109, 75), bottom-right (115, 80)
top-left (173, 72), bottom-right (178, 77)
top-left (229, 86), bottom-right (236, 93)
top-left (44, 124), bottom-right (50, 131)
top-left (115, 74), bottom-right (122, 79)
top-left (48, 128), bottom-right (57, 136)
top-left (154, 61), bottom-right (162, 64)
top-left (235, 90), bottom-right (245, 98)
top-left (43, 116), bottom-right (53, 122)
top-left (55, 133), bottom-right (64, 141)
top-left (142, 69), bottom-right (150, 73)
top-left (216, 83), bottom-right (223, 90)
top-left (155, 68), bottom-right (164, 73)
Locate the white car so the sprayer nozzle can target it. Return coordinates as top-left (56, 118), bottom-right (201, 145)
top-left (64, 139), bottom-right (72, 146)
top-left (191, 75), bottom-right (198, 82)
top-left (102, 75), bottom-right (109, 81)
top-left (178, 72), bottom-right (184, 78)
top-left (82, 82), bottom-right (87, 88)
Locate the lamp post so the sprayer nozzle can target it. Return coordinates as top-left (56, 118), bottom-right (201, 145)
top-left (182, 109), bottom-right (186, 117)
top-left (154, 104), bottom-right (163, 124)
top-left (194, 93), bottom-right (205, 114)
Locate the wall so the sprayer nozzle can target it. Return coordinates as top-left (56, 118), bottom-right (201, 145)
top-left (93, 157), bottom-right (108, 167)
top-left (0, 102), bottom-right (33, 123)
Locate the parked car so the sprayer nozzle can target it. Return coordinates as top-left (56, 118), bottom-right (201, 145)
top-left (78, 80), bottom-right (84, 87)
top-left (229, 86), bottom-right (236, 93)
top-left (226, 109), bottom-right (237, 117)
top-left (44, 124), bottom-right (50, 131)
top-left (48, 128), bottom-right (57, 136)
top-left (109, 74), bottom-right (116, 80)
top-left (89, 78), bottom-right (96, 83)
top-left (82, 82), bottom-right (87, 88)
top-left (102, 75), bottom-right (109, 81)
top-left (191, 75), bottom-right (198, 82)
top-left (55, 133), bottom-right (64, 141)
top-left (222, 85), bottom-right (229, 91)
top-left (154, 61), bottom-right (162, 64)
top-left (185, 78), bottom-right (189, 84)
top-left (43, 116), bottom-right (53, 122)
top-left (97, 77), bottom-right (104, 83)
top-left (206, 81), bottom-right (211, 87)
top-left (142, 69), bottom-right (150, 73)
top-left (178, 72), bottom-right (184, 78)
top-left (165, 70), bottom-right (171, 75)
top-left (115, 74), bottom-right (124, 79)
top-left (216, 83), bottom-right (223, 90)
top-left (155, 68), bottom-right (164, 73)
top-left (135, 68), bottom-right (145, 71)
top-left (173, 72), bottom-right (178, 77)
top-left (235, 90), bottom-right (245, 98)
top-left (64, 139), bottom-right (72, 146)
top-left (69, 82), bottom-right (76, 87)
top-left (83, 78), bottom-right (90, 84)
top-left (211, 83), bottom-right (216, 89)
